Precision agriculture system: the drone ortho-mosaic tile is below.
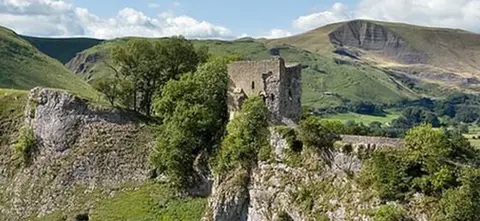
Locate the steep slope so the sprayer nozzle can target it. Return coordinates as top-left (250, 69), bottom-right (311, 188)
top-left (66, 37), bottom-right (425, 108)
top-left (270, 20), bottom-right (480, 72)
top-left (268, 20), bottom-right (480, 91)
top-left (22, 36), bottom-right (104, 64)
top-left (328, 20), bottom-right (428, 64)
top-left (0, 88), bottom-right (207, 220)
top-left (0, 26), bottom-right (97, 99)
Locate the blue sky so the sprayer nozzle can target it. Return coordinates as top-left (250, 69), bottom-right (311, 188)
top-left (0, 0), bottom-right (478, 39)
top-left (72, 0), bottom-right (355, 36)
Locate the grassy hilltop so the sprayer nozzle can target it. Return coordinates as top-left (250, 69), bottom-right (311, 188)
top-left (0, 26), bottom-right (98, 99)
top-left (20, 20), bottom-right (480, 109)
top-left (56, 20), bottom-right (480, 109)
top-left (22, 36), bottom-right (103, 64)
top-left (64, 37), bottom-right (426, 109)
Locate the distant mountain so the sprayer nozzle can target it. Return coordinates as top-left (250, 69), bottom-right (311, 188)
top-left (22, 35), bottom-right (104, 64)
top-left (0, 26), bottom-right (98, 99)
top-left (267, 20), bottom-right (480, 91)
top-left (31, 20), bottom-right (480, 108)
top-left (65, 37), bottom-right (421, 109)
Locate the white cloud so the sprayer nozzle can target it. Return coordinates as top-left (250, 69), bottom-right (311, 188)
top-left (293, 2), bottom-right (350, 30)
top-left (260, 29), bottom-right (293, 39)
top-left (293, 0), bottom-right (480, 32)
top-left (355, 0), bottom-right (480, 32)
top-left (237, 33), bottom-right (249, 38)
top-left (0, 0), bottom-right (232, 39)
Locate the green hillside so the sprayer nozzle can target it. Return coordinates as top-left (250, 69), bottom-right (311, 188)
top-left (22, 36), bottom-right (103, 64)
top-left (268, 20), bottom-right (480, 74)
top-left (0, 26), bottom-right (97, 99)
top-left (61, 20), bottom-right (480, 108)
top-left (65, 37), bottom-right (428, 108)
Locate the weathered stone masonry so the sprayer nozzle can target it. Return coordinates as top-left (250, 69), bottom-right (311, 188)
top-left (227, 57), bottom-right (302, 125)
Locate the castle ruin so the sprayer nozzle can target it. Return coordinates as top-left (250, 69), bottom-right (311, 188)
top-left (227, 57), bottom-right (302, 125)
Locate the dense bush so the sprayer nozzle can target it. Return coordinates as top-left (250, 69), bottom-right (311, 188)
top-left (150, 58), bottom-right (229, 188)
top-left (110, 37), bottom-right (206, 115)
top-left (347, 101), bottom-right (385, 116)
top-left (320, 119), bottom-right (400, 137)
top-left (360, 125), bottom-right (480, 219)
top-left (15, 125), bottom-right (36, 164)
top-left (213, 96), bottom-right (270, 174)
top-left (434, 167), bottom-right (480, 221)
top-left (275, 117), bottom-right (339, 169)
top-left (373, 204), bottom-right (411, 221)
top-left (299, 117), bottom-right (340, 153)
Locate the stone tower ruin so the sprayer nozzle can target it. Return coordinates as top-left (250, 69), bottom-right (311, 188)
top-left (227, 57), bottom-right (302, 125)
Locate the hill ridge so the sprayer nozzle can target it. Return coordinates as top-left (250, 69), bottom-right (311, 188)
top-left (0, 25), bottom-right (98, 99)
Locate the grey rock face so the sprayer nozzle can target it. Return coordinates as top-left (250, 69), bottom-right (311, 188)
top-left (25, 87), bottom-right (141, 155)
top-left (329, 20), bottom-right (428, 64)
top-left (26, 87), bottom-right (88, 153)
top-left (203, 129), bottom-right (378, 221)
top-left (203, 170), bottom-right (250, 221)
top-left (1, 88), bottom-right (153, 219)
top-left (66, 52), bottom-right (103, 75)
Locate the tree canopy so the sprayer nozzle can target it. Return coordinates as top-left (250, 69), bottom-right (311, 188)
top-left (109, 37), bottom-right (205, 115)
top-left (150, 58), bottom-right (230, 188)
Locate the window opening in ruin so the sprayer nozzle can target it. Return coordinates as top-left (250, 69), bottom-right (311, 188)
top-left (251, 81), bottom-right (255, 90)
top-left (288, 90), bottom-right (293, 100)
top-left (270, 93), bottom-right (275, 102)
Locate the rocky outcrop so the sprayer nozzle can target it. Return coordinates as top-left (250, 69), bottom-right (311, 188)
top-left (203, 169), bottom-right (250, 221)
top-left (203, 129), bottom-right (380, 221)
top-left (329, 20), bottom-right (428, 64)
top-left (66, 51), bottom-right (108, 81)
top-left (0, 88), bottom-right (154, 220)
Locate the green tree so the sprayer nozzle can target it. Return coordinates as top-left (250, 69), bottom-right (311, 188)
top-left (361, 124), bottom-right (479, 202)
top-left (374, 204), bottom-right (411, 221)
top-left (160, 36), bottom-right (202, 81)
top-left (434, 168), bottom-right (480, 221)
top-left (320, 120), bottom-right (346, 134)
top-left (91, 76), bottom-right (120, 106)
top-left (112, 37), bottom-right (204, 115)
top-left (214, 96), bottom-right (270, 174)
top-left (112, 39), bottom-right (150, 112)
top-left (299, 117), bottom-right (339, 152)
top-left (150, 58), bottom-right (229, 188)
top-left (297, 117), bottom-right (340, 165)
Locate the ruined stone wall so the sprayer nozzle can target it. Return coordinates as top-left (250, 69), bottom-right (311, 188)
top-left (227, 57), bottom-right (302, 125)
top-left (227, 58), bottom-right (282, 121)
top-left (227, 59), bottom-right (282, 97)
top-left (338, 135), bottom-right (404, 154)
top-left (279, 64), bottom-right (302, 125)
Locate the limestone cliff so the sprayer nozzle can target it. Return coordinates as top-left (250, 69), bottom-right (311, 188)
top-left (329, 20), bottom-right (428, 65)
top-left (0, 88), bottom-right (154, 220)
top-left (65, 51), bottom-right (113, 82)
top-left (203, 130), bottom-right (383, 221)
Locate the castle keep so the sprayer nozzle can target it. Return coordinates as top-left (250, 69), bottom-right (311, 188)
top-left (227, 57), bottom-right (302, 125)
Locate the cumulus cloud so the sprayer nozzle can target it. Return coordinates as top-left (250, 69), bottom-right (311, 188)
top-left (293, 3), bottom-right (350, 30)
top-left (293, 0), bottom-right (480, 32)
top-left (260, 29), bottom-right (293, 39)
top-left (0, 0), bottom-right (232, 39)
top-left (356, 0), bottom-right (480, 32)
